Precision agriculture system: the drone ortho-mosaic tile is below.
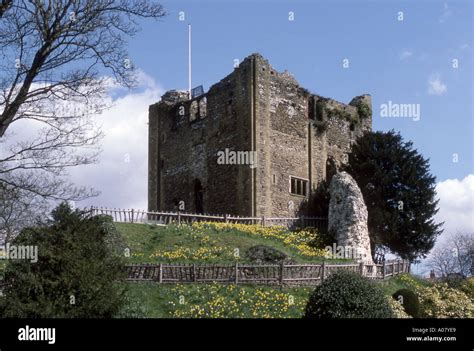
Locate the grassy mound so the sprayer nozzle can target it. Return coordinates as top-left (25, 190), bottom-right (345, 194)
top-left (116, 222), bottom-right (338, 264)
top-left (377, 273), bottom-right (432, 295)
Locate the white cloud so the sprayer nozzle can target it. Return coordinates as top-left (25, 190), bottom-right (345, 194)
top-left (412, 174), bottom-right (474, 276)
top-left (439, 2), bottom-right (452, 23)
top-left (68, 71), bottom-right (164, 210)
top-left (399, 50), bottom-right (413, 60)
top-left (428, 73), bottom-right (447, 96)
top-left (435, 174), bottom-right (474, 239)
top-left (2, 71), bottom-right (163, 211)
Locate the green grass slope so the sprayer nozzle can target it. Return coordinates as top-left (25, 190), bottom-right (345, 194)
top-left (116, 222), bottom-right (340, 264)
top-left (118, 282), bottom-right (313, 318)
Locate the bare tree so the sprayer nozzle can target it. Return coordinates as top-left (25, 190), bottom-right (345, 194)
top-left (452, 232), bottom-right (474, 277)
top-left (0, 0), bottom-right (166, 240)
top-left (428, 246), bottom-right (459, 278)
top-left (0, 183), bottom-right (48, 244)
top-left (428, 232), bottom-right (474, 278)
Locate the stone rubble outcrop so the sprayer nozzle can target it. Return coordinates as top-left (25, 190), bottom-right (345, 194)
top-left (328, 171), bottom-right (373, 264)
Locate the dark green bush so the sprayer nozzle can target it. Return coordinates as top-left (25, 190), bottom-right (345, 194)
top-left (443, 274), bottom-right (465, 290)
top-left (246, 245), bottom-right (288, 264)
top-left (392, 289), bottom-right (420, 318)
top-left (459, 277), bottom-right (474, 300)
top-left (1, 203), bottom-right (126, 318)
top-left (304, 270), bottom-right (393, 318)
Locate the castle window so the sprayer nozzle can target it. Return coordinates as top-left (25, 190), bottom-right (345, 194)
top-left (289, 176), bottom-right (308, 196)
top-left (189, 100), bottom-right (198, 122)
top-left (199, 97), bottom-right (207, 118)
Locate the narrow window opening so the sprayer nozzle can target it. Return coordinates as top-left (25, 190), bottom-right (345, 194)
top-left (290, 176), bottom-right (308, 196)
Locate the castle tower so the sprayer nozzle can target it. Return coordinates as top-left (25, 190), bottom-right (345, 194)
top-left (148, 53), bottom-right (372, 216)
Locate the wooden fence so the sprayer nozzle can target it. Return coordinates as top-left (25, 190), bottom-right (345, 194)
top-left (88, 206), bottom-right (328, 231)
top-left (0, 261), bottom-right (409, 293)
top-left (125, 260), bottom-right (410, 286)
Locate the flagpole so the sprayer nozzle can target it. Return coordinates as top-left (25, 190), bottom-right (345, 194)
top-left (188, 23), bottom-right (192, 98)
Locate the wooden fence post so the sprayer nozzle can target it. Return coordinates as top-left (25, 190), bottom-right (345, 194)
top-left (224, 214), bottom-right (228, 223)
top-left (261, 215), bottom-right (265, 227)
top-left (177, 211), bottom-right (181, 226)
top-left (359, 262), bottom-right (364, 276)
top-left (382, 260), bottom-right (386, 279)
top-left (192, 264), bottom-right (197, 282)
top-left (158, 263), bottom-right (163, 283)
top-left (280, 262), bottom-right (285, 286)
top-left (235, 262), bottom-right (239, 284)
top-left (131, 209), bottom-right (134, 223)
top-left (321, 262), bottom-right (326, 281)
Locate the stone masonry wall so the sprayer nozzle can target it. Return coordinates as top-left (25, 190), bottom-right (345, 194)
top-left (252, 54), bottom-right (372, 217)
top-left (148, 53), bottom-right (372, 217)
top-left (254, 55), bottom-right (312, 217)
top-left (148, 59), bottom-right (254, 215)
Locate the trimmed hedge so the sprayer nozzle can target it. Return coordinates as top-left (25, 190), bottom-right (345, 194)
top-left (304, 270), bottom-right (393, 318)
top-left (392, 289), bottom-right (420, 318)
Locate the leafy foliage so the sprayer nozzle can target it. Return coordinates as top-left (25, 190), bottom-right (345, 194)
top-left (304, 270), bottom-right (393, 318)
top-left (392, 288), bottom-right (420, 317)
top-left (344, 130), bottom-right (442, 261)
top-left (387, 296), bottom-right (411, 318)
top-left (355, 101), bottom-right (372, 119)
top-left (415, 283), bottom-right (474, 318)
top-left (442, 274), bottom-right (466, 289)
top-left (1, 203), bottom-right (126, 318)
top-left (458, 277), bottom-right (474, 301)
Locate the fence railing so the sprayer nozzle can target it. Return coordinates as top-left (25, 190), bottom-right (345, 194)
top-left (88, 206), bottom-right (328, 231)
top-left (125, 259), bottom-right (410, 286)
top-left (0, 260), bottom-right (409, 292)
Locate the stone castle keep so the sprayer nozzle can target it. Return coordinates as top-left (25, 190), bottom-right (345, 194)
top-left (148, 53), bottom-right (372, 217)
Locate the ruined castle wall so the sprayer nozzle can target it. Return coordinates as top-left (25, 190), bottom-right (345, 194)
top-left (205, 60), bottom-right (253, 215)
top-left (148, 61), bottom-right (254, 215)
top-left (323, 96), bottom-right (372, 179)
top-left (149, 53), bottom-right (372, 218)
top-left (148, 103), bottom-right (160, 211)
top-left (254, 56), bottom-right (312, 217)
top-left (253, 55), bottom-right (372, 218)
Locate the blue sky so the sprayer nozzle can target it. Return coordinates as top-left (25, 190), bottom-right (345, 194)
top-left (125, 0), bottom-right (473, 183)
top-left (43, 0), bottom-right (471, 273)
top-left (1, 0), bottom-right (471, 273)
